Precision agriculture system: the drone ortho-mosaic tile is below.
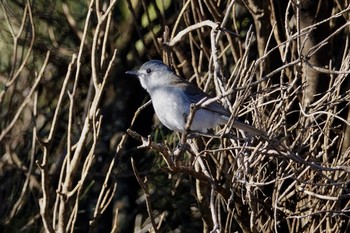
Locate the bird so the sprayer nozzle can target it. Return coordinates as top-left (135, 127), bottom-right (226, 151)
top-left (126, 60), bottom-right (265, 136)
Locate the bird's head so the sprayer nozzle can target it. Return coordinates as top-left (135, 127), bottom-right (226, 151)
top-left (126, 60), bottom-right (178, 92)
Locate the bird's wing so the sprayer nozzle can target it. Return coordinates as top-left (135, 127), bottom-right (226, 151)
top-left (174, 81), bottom-right (231, 117)
top-left (172, 80), bottom-right (266, 136)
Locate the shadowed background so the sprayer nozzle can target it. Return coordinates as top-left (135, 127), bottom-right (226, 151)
top-left (0, 0), bottom-right (349, 232)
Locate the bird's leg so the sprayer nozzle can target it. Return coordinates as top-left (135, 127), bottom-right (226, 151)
top-left (172, 106), bottom-right (197, 163)
top-left (172, 142), bottom-right (190, 164)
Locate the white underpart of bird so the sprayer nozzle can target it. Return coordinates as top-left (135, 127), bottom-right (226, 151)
top-left (126, 60), bottom-right (265, 136)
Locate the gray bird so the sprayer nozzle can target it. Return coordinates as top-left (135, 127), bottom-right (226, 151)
top-left (126, 60), bottom-right (264, 136)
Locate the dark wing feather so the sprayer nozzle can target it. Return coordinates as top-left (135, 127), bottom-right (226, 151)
top-left (172, 80), bottom-right (266, 136)
top-left (174, 80), bottom-right (231, 117)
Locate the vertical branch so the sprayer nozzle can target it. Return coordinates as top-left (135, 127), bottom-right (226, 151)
top-left (0, 1), bottom-right (38, 141)
top-left (131, 158), bottom-right (159, 233)
top-left (210, 187), bottom-right (220, 233)
top-left (2, 0), bottom-right (35, 86)
top-left (36, 52), bottom-right (54, 233)
top-left (91, 0), bottom-right (118, 90)
top-left (6, 90), bottom-right (39, 223)
top-left (54, 0), bottom-right (118, 231)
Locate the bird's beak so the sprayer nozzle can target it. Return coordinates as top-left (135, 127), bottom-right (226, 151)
top-left (125, 70), bottom-right (140, 77)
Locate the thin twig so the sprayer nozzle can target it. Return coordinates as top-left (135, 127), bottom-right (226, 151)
top-left (131, 158), bottom-right (159, 233)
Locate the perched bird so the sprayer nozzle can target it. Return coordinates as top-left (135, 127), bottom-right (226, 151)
top-left (126, 60), bottom-right (264, 136)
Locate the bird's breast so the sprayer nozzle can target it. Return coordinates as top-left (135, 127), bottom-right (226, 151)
top-left (150, 88), bottom-right (189, 131)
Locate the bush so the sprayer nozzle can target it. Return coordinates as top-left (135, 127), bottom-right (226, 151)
top-left (0, 0), bottom-right (349, 232)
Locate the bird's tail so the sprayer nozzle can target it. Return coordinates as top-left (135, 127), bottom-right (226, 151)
top-left (232, 120), bottom-right (266, 136)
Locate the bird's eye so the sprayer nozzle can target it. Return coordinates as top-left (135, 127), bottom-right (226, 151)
top-left (146, 68), bottom-right (152, 73)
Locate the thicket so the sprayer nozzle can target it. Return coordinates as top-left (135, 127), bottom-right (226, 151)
top-left (0, 0), bottom-right (349, 232)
